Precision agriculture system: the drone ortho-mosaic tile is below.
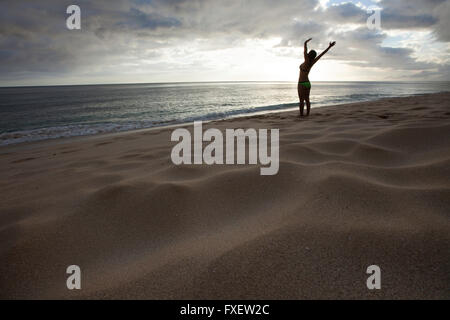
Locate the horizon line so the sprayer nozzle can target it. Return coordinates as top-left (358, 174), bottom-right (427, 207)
top-left (1, 79), bottom-right (449, 89)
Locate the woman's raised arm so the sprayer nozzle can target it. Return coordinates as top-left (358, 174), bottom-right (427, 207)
top-left (304, 38), bottom-right (312, 60)
top-left (313, 41), bottom-right (336, 65)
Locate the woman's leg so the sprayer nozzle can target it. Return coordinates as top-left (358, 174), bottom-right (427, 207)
top-left (305, 88), bottom-right (311, 116)
top-left (298, 85), bottom-right (306, 117)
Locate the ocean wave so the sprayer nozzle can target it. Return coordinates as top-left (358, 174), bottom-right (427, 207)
top-left (0, 122), bottom-right (157, 146)
top-left (0, 102), bottom-right (299, 146)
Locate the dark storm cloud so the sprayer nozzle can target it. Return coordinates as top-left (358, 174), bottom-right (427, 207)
top-left (380, 0), bottom-right (450, 42)
top-left (323, 2), bottom-right (367, 23)
top-left (0, 0), bottom-right (448, 84)
top-left (376, 0), bottom-right (444, 36)
top-left (322, 27), bottom-right (424, 72)
top-left (322, 0), bottom-right (450, 41)
top-left (120, 8), bottom-right (182, 30)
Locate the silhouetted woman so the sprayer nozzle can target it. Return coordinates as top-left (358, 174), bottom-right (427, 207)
top-left (298, 38), bottom-right (336, 117)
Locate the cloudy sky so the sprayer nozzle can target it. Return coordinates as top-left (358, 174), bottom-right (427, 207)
top-left (1, 0), bottom-right (449, 86)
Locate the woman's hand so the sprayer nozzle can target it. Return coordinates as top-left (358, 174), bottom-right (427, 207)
top-left (329, 41), bottom-right (336, 47)
top-left (305, 38), bottom-right (312, 44)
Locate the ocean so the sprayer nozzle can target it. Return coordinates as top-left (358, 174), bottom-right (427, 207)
top-left (0, 81), bottom-right (449, 146)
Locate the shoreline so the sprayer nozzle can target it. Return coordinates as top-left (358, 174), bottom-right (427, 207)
top-left (1, 91), bottom-right (447, 152)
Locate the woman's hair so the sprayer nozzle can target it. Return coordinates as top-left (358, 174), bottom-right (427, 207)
top-left (308, 50), bottom-right (317, 62)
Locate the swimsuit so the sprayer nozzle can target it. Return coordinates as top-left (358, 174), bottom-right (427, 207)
top-left (299, 81), bottom-right (311, 89)
top-left (299, 64), bottom-right (311, 89)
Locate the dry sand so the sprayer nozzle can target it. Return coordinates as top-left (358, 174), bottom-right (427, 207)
top-left (0, 93), bottom-right (449, 299)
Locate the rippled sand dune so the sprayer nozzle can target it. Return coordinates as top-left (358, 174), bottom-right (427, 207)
top-left (0, 93), bottom-right (449, 299)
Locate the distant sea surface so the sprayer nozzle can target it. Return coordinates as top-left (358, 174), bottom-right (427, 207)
top-left (1, 81), bottom-right (449, 145)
